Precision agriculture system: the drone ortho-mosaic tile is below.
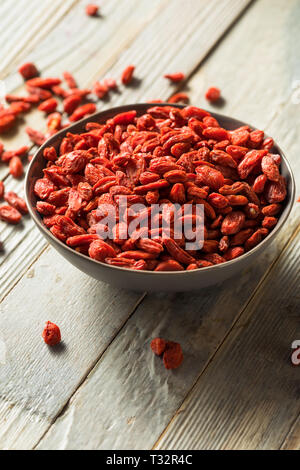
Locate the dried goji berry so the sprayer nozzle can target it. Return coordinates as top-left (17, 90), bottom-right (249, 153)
top-left (155, 260), bottom-right (184, 271)
top-left (0, 114), bottom-right (16, 133)
top-left (164, 72), bottom-right (185, 82)
top-left (43, 146), bottom-right (57, 162)
top-left (38, 98), bottom-right (58, 114)
top-left (26, 127), bottom-right (46, 146)
top-left (4, 192), bottom-right (28, 214)
top-left (36, 201), bottom-right (56, 216)
top-left (9, 156), bottom-right (23, 178)
top-left (221, 211), bottom-right (245, 235)
top-left (205, 87), bottom-right (221, 102)
top-left (93, 81), bottom-right (109, 99)
top-left (121, 65), bottom-right (135, 85)
top-left (86, 4), bottom-right (99, 16)
top-left (151, 338), bottom-right (167, 356)
top-left (168, 92), bottom-right (189, 104)
top-left (265, 176), bottom-right (287, 203)
top-left (89, 239), bottom-right (116, 261)
top-left (261, 204), bottom-right (281, 217)
top-left (63, 94), bottom-right (82, 115)
top-left (163, 342), bottom-right (183, 369)
top-left (42, 321), bottom-right (61, 346)
top-left (69, 103), bottom-right (96, 122)
top-left (26, 77), bottom-right (61, 89)
top-left (0, 205), bottom-right (22, 224)
top-left (63, 71), bottom-right (77, 89)
top-left (261, 155), bottom-right (280, 182)
top-left (0, 181), bottom-right (4, 199)
top-left (262, 216), bottom-right (278, 229)
top-left (195, 165), bottom-right (224, 190)
top-left (224, 246), bottom-right (244, 261)
top-left (5, 94), bottom-right (39, 104)
top-left (19, 62), bottom-right (38, 80)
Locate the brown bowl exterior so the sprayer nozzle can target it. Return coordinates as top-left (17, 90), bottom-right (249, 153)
top-left (25, 104), bottom-right (295, 292)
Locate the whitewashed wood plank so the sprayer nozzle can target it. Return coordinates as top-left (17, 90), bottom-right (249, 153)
top-left (0, 0), bottom-right (255, 450)
top-left (34, 219), bottom-right (300, 450)
top-left (36, 0), bottom-right (300, 450)
top-left (153, 0), bottom-right (300, 449)
top-left (86, 0), bottom-right (253, 103)
top-left (0, 0), bottom-right (78, 77)
top-left (0, 0), bottom-right (166, 163)
top-left (35, 255), bottom-right (285, 451)
top-left (186, 0), bottom-right (300, 146)
top-left (0, 247), bottom-right (144, 449)
top-left (0, 0), bottom-right (252, 300)
top-left (156, 226), bottom-right (300, 450)
top-left (0, 0), bottom-right (168, 298)
top-left (280, 415), bottom-right (300, 450)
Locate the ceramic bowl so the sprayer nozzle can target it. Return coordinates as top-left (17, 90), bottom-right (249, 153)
top-left (25, 104), bottom-right (295, 292)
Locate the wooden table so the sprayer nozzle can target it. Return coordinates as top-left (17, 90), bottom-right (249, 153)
top-left (0, 0), bottom-right (299, 450)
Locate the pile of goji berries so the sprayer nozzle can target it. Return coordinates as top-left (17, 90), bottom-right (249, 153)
top-left (0, 64), bottom-right (135, 228)
top-left (33, 105), bottom-right (287, 271)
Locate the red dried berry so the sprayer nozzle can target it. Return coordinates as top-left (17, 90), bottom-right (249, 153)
top-left (86, 4), bottom-right (99, 16)
top-left (26, 77), bottom-right (62, 90)
top-left (69, 103), bottom-right (96, 122)
top-left (4, 192), bottom-right (28, 214)
top-left (0, 205), bottom-right (22, 224)
top-left (38, 98), bottom-right (58, 114)
top-left (26, 127), bottom-right (46, 146)
top-left (121, 65), bottom-right (135, 85)
top-left (164, 72), bottom-right (185, 82)
top-left (163, 342), bottom-right (183, 370)
top-left (18, 62), bottom-right (38, 80)
top-left (0, 181), bottom-right (4, 199)
top-left (151, 338), bottom-right (167, 356)
top-left (63, 71), bottom-right (77, 89)
top-left (9, 156), bottom-right (23, 178)
top-left (168, 92), bottom-right (189, 104)
top-left (205, 87), bottom-right (221, 102)
top-left (42, 321), bottom-right (61, 346)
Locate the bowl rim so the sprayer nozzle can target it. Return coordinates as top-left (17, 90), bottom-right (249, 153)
top-left (25, 102), bottom-right (296, 276)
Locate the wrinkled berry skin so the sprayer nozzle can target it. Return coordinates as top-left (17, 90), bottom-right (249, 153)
top-left (33, 105), bottom-right (287, 272)
top-left (151, 338), bottom-right (167, 356)
top-left (42, 321), bottom-right (61, 346)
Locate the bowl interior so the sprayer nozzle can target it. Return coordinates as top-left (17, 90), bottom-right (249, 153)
top-left (25, 103), bottom-right (295, 285)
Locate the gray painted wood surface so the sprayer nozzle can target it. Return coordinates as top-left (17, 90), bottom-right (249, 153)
top-left (0, 0), bottom-right (299, 450)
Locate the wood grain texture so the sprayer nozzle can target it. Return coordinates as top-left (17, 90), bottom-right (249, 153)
top-left (1, 0), bottom-right (299, 451)
top-left (0, 0), bottom-right (252, 304)
top-left (156, 226), bottom-right (300, 450)
top-left (0, 0), bottom-right (254, 450)
top-left (0, 0), bottom-right (78, 78)
top-left (37, 0), bottom-right (300, 450)
top-left (280, 414), bottom-right (300, 450)
top-left (0, 0), bottom-right (167, 298)
top-left (36, 265), bottom-right (280, 450)
top-left (154, 0), bottom-right (300, 449)
top-left (0, 247), bottom-right (144, 449)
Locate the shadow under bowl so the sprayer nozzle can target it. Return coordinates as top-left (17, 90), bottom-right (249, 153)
top-left (25, 103), bottom-right (295, 292)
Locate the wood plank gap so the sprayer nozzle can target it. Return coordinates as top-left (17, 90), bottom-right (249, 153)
top-left (32, 291), bottom-right (147, 450)
top-left (163, 0), bottom-right (255, 100)
top-left (279, 412), bottom-right (300, 450)
top-left (152, 223), bottom-right (300, 449)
